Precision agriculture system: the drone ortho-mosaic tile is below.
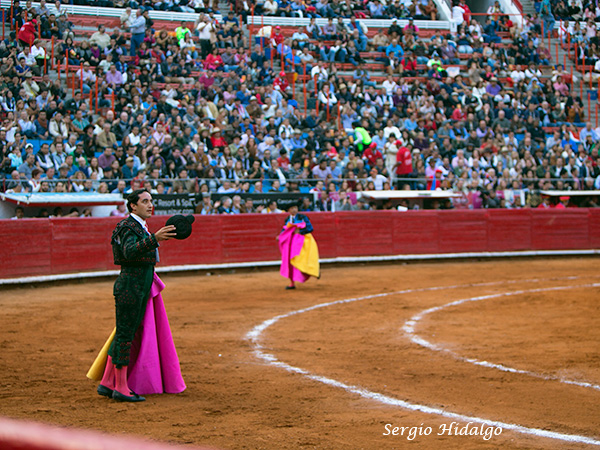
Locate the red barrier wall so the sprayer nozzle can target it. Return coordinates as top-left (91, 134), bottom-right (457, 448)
top-left (1, 209), bottom-right (598, 280)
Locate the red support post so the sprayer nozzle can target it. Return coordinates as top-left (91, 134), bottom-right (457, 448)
top-left (303, 63), bottom-right (307, 117)
top-left (57, 60), bottom-right (61, 82)
top-left (337, 102), bottom-right (341, 130)
top-left (95, 76), bottom-right (98, 114)
top-left (270, 43), bottom-right (273, 70)
top-left (65, 49), bottom-right (69, 75)
top-left (111, 90), bottom-right (115, 115)
top-left (570, 64), bottom-right (573, 84)
top-left (292, 72), bottom-right (295, 100)
top-left (575, 43), bottom-right (578, 70)
top-left (43, 51), bottom-right (47, 74)
top-left (9, 1), bottom-right (13, 31)
top-left (79, 62), bottom-right (83, 93)
top-left (51, 37), bottom-right (54, 69)
top-left (588, 91), bottom-right (591, 121)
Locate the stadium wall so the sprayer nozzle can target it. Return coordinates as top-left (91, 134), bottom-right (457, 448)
top-left (1, 209), bottom-right (599, 280)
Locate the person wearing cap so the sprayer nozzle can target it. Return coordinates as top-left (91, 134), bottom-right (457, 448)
top-left (555, 196), bottom-right (571, 209)
top-left (88, 189), bottom-right (184, 403)
top-left (274, 70), bottom-right (290, 93)
top-left (278, 200), bottom-right (320, 290)
top-left (270, 25), bottom-right (284, 49)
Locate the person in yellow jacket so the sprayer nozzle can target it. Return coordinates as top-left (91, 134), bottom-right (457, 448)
top-left (175, 21), bottom-right (191, 45)
top-left (353, 120), bottom-right (372, 154)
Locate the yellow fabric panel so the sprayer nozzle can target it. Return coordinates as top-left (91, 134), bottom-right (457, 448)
top-left (291, 233), bottom-right (320, 278)
top-left (86, 327), bottom-right (116, 381)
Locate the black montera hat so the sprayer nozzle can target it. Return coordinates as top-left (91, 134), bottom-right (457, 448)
top-left (165, 214), bottom-right (195, 240)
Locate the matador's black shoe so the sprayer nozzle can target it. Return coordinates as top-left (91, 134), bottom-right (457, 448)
top-left (97, 384), bottom-right (114, 398)
top-left (112, 390), bottom-right (146, 402)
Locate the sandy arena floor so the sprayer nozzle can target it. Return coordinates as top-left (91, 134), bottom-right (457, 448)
top-left (0, 258), bottom-right (599, 450)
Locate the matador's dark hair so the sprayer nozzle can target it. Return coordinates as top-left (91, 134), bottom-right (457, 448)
top-left (126, 189), bottom-right (150, 213)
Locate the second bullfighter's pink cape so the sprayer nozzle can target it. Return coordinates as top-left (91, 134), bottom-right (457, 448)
top-left (278, 222), bottom-right (320, 283)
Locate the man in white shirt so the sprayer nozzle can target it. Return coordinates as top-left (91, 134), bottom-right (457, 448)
top-left (196, 14), bottom-right (216, 58)
top-left (120, 7), bottom-right (135, 29)
top-left (311, 61), bottom-right (328, 84)
top-left (90, 25), bottom-right (111, 50)
top-left (367, 167), bottom-right (389, 190)
top-left (382, 75), bottom-right (398, 97)
top-left (312, 159), bottom-right (332, 180)
top-left (383, 119), bottom-right (401, 140)
top-left (292, 27), bottom-right (310, 46)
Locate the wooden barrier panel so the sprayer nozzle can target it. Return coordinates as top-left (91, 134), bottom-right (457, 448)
top-left (392, 211), bottom-right (440, 255)
top-left (588, 209), bottom-right (600, 249)
top-left (530, 210), bottom-right (591, 250)
top-left (0, 210), bottom-right (598, 280)
top-left (0, 219), bottom-right (53, 278)
top-left (486, 209), bottom-right (532, 252)
top-left (436, 210), bottom-right (489, 253)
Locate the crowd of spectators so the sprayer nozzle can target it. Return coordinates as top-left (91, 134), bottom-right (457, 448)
top-left (1, 0), bottom-right (600, 217)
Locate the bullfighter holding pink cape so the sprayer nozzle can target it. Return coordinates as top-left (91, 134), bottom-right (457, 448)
top-left (87, 191), bottom-right (193, 402)
top-left (278, 201), bottom-right (320, 290)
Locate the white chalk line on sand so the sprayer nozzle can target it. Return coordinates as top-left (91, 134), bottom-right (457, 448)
top-left (403, 283), bottom-right (600, 392)
top-left (245, 276), bottom-right (600, 447)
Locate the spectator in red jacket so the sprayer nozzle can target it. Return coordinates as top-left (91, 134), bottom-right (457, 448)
top-left (274, 71), bottom-right (289, 93)
top-left (18, 19), bottom-right (38, 47)
top-left (363, 142), bottom-right (383, 167)
top-left (204, 48), bottom-right (223, 70)
top-left (394, 145), bottom-right (413, 189)
top-left (270, 26), bottom-right (284, 47)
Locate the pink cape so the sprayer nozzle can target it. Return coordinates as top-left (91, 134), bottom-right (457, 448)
top-left (278, 223), bottom-right (310, 283)
top-left (123, 273), bottom-right (186, 395)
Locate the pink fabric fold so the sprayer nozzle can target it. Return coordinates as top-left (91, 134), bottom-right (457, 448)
top-left (279, 224), bottom-right (310, 283)
top-left (127, 273), bottom-right (186, 395)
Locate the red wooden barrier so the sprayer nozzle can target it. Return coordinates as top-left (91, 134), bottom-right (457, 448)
top-left (0, 210), bottom-right (598, 280)
top-left (486, 209), bottom-right (532, 252)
